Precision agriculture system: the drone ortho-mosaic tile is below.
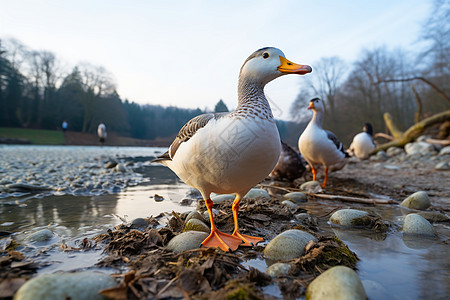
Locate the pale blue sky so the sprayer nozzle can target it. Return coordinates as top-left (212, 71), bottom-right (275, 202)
top-left (0, 0), bottom-right (431, 119)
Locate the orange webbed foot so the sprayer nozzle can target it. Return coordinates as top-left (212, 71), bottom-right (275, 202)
top-left (232, 231), bottom-right (264, 247)
top-left (202, 229), bottom-right (243, 252)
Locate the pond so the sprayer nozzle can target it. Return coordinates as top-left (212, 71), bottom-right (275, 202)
top-left (0, 145), bottom-right (448, 299)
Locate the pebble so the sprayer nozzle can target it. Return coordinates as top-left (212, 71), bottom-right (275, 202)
top-left (185, 211), bottom-right (206, 223)
top-left (386, 147), bottom-right (404, 157)
top-left (435, 161), bottom-right (450, 170)
top-left (439, 146), bottom-right (450, 156)
top-left (305, 265), bottom-right (367, 300)
top-left (283, 192), bottom-right (307, 203)
top-left (329, 209), bottom-right (370, 227)
top-left (266, 262), bottom-right (291, 278)
top-left (404, 142), bottom-right (437, 156)
top-left (211, 194), bottom-right (236, 203)
top-left (184, 219), bottom-right (210, 233)
top-left (402, 213), bottom-right (436, 236)
top-left (243, 188), bottom-right (271, 201)
top-left (300, 181), bottom-right (322, 193)
top-left (14, 271), bottom-right (116, 300)
top-left (416, 211), bottom-right (449, 222)
top-left (25, 229), bottom-right (54, 242)
top-left (400, 191), bottom-right (431, 210)
top-left (281, 200), bottom-right (300, 209)
top-left (263, 229), bottom-right (317, 261)
top-left (130, 218), bottom-right (148, 229)
top-left (166, 231), bottom-right (209, 253)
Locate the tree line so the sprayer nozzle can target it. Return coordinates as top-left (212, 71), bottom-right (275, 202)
top-left (290, 0), bottom-right (450, 145)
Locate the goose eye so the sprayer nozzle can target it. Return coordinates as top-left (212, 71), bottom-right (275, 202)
top-left (262, 52), bottom-right (269, 59)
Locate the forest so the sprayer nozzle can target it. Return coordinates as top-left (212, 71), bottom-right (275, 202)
top-left (0, 0), bottom-right (448, 146)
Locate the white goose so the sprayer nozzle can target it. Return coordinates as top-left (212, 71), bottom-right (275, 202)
top-left (348, 123), bottom-right (376, 159)
top-left (154, 47), bottom-right (312, 251)
top-left (298, 98), bottom-right (347, 187)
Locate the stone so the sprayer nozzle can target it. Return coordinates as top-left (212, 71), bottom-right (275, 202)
top-left (115, 163), bottom-right (126, 172)
top-left (14, 271), bottom-right (116, 300)
top-left (404, 142), bottom-right (437, 156)
top-left (305, 266), bottom-right (367, 300)
top-left (329, 209), bottom-right (370, 227)
top-left (166, 231), bottom-right (209, 253)
top-left (416, 211), bottom-right (449, 222)
top-left (438, 146), bottom-right (450, 156)
top-left (281, 200), bottom-right (300, 209)
top-left (386, 147), bottom-right (404, 157)
top-left (283, 192), bottom-right (307, 203)
top-left (263, 229), bottom-right (317, 261)
top-left (435, 161), bottom-right (450, 170)
top-left (400, 191), bottom-right (431, 210)
top-left (184, 219), bottom-right (210, 233)
top-left (402, 213), bottom-right (435, 236)
top-left (105, 161), bottom-right (117, 169)
top-left (25, 229), bottom-right (54, 242)
top-left (185, 211), bottom-right (206, 223)
top-left (211, 194), bottom-right (235, 204)
top-left (243, 188), bottom-right (271, 200)
top-left (266, 262), bottom-right (291, 278)
top-left (300, 181), bottom-right (322, 193)
top-left (130, 218), bottom-right (148, 229)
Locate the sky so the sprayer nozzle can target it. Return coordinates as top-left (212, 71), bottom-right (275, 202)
top-left (0, 0), bottom-right (432, 120)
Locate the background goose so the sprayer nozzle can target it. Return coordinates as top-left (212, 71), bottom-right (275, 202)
top-left (270, 141), bottom-right (307, 181)
top-left (348, 123), bottom-right (376, 159)
top-left (154, 47), bottom-right (312, 251)
top-left (298, 98), bottom-right (348, 188)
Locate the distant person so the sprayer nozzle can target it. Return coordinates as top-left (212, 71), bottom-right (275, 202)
top-left (62, 120), bottom-right (68, 133)
top-left (97, 122), bottom-right (107, 145)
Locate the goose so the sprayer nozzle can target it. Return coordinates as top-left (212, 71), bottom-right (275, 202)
top-left (270, 141), bottom-right (307, 181)
top-left (154, 47), bottom-right (312, 251)
top-left (298, 98), bottom-right (348, 187)
top-left (348, 123), bottom-right (376, 159)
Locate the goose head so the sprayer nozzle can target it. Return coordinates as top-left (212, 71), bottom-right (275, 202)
top-left (239, 47), bottom-right (312, 87)
top-left (307, 97), bottom-right (324, 113)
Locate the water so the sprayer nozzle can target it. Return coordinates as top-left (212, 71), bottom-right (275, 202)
top-left (0, 146), bottom-right (449, 299)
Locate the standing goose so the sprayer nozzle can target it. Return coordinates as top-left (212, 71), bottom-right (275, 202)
top-left (348, 123), bottom-right (376, 159)
top-left (298, 98), bottom-right (348, 187)
top-left (154, 47), bottom-right (312, 251)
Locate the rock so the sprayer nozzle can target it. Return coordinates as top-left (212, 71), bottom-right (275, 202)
top-left (14, 271), bottom-right (116, 300)
top-left (105, 161), bottom-right (117, 169)
top-left (439, 146), bottom-right (450, 156)
top-left (6, 183), bottom-right (51, 192)
top-left (263, 229), bottom-right (317, 261)
top-left (400, 191), bottom-right (431, 210)
top-left (281, 200), bottom-right (300, 209)
top-left (266, 262), bottom-right (291, 278)
top-left (435, 161), bottom-right (450, 170)
top-left (283, 192), bottom-right (307, 203)
top-left (166, 231), bottom-right (209, 253)
top-left (115, 163), bottom-right (126, 172)
top-left (185, 188), bottom-right (202, 199)
top-left (211, 194), bottom-right (235, 204)
top-left (306, 265), bottom-right (367, 300)
top-left (185, 211), bottom-right (206, 223)
top-left (386, 147), bottom-right (404, 157)
top-left (154, 194), bottom-right (164, 202)
top-left (130, 218), bottom-right (148, 229)
top-left (243, 188), bottom-right (270, 201)
top-left (25, 229), bottom-right (54, 242)
top-left (329, 209), bottom-right (370, 227)
top-left (300, 181), bottom-right (322, 193)
top-left (416, 211), bottom-right (449, 222)
top-left (402, 213), bottom-right (436, 236)
top-left (184, 219), bottom-right (210, 233)
top-left (404, 142), bottom-right (437, 156)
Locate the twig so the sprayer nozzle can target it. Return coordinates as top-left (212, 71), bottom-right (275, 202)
top-left (305, 192), bottom-right (397, 205)
top-left (373, 132), bottom-right (394, 141)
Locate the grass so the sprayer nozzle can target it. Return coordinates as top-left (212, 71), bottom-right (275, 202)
top-left (0, 127), bottom-right (65, 145)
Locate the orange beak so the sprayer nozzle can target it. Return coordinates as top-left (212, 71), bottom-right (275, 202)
top-left (307, 102), bottom-right (315, 110)
top-left (277, 56), bottom-right (312, 75)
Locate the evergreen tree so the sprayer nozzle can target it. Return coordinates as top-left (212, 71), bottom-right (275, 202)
top-left (214, 99), bottom-right (229, 112)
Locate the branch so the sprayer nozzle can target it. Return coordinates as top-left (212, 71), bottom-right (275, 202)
top-left (410, 84), bottom-right (422, 123)
top-left (375, 77), bottom-right (450, 103)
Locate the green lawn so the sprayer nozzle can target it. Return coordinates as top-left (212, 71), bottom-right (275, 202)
top-left (0, 127), bottom-right (65, 145)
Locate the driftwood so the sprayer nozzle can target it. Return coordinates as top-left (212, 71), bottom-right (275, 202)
top-left (372, 110), bottom-right (450, 153)
top-left (260, 184), bottom-right (397, 205)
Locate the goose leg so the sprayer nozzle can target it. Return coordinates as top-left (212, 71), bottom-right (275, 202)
top-left (201, 198), bottom-right (242, 252)
top-left (231, 195), bottom-right (263, 246)
top-left (322, 167), bottom-right (329, 187)
top-left (311, 166), bottom-right (317, 181)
